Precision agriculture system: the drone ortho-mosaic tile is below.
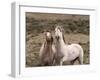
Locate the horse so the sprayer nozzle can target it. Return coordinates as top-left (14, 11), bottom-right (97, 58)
top-left (39, 31), bottom-right (56, 66)
top-left (54, 25), bottom-right (84, 65)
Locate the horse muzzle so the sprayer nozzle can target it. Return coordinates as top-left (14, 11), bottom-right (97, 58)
top-left (55, 36), bottom-right (59, 40)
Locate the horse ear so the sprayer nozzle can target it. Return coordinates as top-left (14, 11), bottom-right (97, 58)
top-left (58, 25), bottom-right (64, 33)
top-left (58, 25), bottom-right (64, 32)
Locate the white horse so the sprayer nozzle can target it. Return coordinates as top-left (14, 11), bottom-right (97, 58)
top-left (39, 31), bottom-right (56, 66)
top-left (54, 25), bottom-right (84, 65)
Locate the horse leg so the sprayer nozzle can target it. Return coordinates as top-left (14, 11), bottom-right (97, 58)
top-left (71, 61), bottom-right (74, 65)
top-left (60, 60), bottom-right (63, 65)
top-left (77, 56), bottom-right (83, 64)
top-left (60, 57), bottom-right (67, 65)
top-left (71, 57), bottom-right (78, 65)
top-left (78, 46), bottom-right (84, 64)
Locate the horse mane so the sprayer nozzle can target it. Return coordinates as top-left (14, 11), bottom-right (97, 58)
top-left (62, 34), bottom-right (66, 43)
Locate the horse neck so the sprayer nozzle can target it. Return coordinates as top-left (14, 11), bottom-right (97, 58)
top-left (59, 34), bottom-right (66, 46)
top-left (55, 37), bottom-right (65, 52)
top-left (44, 41), bottom-right (53, 53)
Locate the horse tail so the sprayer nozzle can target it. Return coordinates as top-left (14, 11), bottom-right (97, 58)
top-left (78, 45), bottom-right (84, 64)
top-left (73, 44), bottom-right (84, 64)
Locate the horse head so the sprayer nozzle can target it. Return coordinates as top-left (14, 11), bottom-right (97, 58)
top-left (44, 31), bottom-right (53, 43)
top-left (55, 25), bottom-right (65, 42)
